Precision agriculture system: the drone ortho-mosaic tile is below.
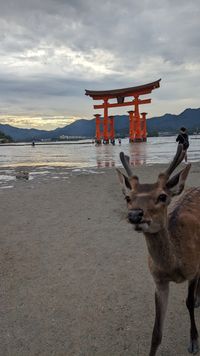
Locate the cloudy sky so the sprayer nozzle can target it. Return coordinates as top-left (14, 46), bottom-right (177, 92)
top-left (0, 0), bottom-right (199, 130)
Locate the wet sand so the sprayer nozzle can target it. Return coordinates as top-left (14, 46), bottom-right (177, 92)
top-left (0, 163), bottom-right (200, 356)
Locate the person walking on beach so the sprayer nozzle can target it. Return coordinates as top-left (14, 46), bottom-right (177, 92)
top-left (176, 127), bottom-right (189, 162)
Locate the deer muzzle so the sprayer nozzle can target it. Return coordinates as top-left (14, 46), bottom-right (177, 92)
top-left (128, 209), bottom-right (144, 224)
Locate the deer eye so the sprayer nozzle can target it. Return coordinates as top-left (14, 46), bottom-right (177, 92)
top-left (157, 193), bottom-right (167, 203)
top-left (125, 196), bottom-right (131, 203)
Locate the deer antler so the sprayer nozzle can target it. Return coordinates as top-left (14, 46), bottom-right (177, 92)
top-left (119, 152), bottom-right (133, 177)
top-left (164, 144), bottom-right (186, 179)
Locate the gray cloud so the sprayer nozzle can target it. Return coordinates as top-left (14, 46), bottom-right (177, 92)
top-left (0, 0), bottom-right (199, 128)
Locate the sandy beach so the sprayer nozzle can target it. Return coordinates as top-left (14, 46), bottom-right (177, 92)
top-left (1, 163), bottom-right (200, 356)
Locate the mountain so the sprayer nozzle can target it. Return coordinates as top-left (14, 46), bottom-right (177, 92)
top-left (52, 119), bottom-right (96, 137)
top-left (0, 124), bottom-right (49, 141)
top-left (0, 108), bottom-right (199, 141)
top-left (146, 108), bottom-right (200, 134)
top-left (0, 120), bottom-right (97, 141)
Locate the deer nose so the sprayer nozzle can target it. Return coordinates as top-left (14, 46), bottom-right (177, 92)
top-left (128, 209), bottom-right (144, 224)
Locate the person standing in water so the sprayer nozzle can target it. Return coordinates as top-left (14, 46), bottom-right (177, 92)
top-left (176, 127), bottom-right (189, 162)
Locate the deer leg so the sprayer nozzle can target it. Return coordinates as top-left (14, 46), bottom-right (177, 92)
top-left (186, 279), bottom-right (199, 354)
top-left (194, 277), bottom-right (200, 308)
top-left (149, 282), bottom-right (169, 356)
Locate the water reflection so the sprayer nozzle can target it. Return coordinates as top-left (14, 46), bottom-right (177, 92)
top-left (97, 160), bottom-right (115, 168)
top-left (94, 136), bottom-right (200, 168)
top-left (96, 144), bottom-right (116, 168)
top-left (128, 142), bottom-right (147, 166)
top-left (95, 140), bottom-right (147, 168)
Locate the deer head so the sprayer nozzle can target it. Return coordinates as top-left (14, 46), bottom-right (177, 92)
top-left (117, 145), bottom-right (191, 233)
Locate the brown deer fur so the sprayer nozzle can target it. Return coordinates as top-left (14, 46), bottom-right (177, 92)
top-left (117, 145), bottom-right (200, 356)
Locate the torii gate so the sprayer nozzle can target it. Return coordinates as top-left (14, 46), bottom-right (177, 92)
top-left (85, 79), bottom-right (161, 143)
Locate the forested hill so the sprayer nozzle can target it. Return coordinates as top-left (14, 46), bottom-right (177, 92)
top-left (0, 130), bottom-right (13, 143)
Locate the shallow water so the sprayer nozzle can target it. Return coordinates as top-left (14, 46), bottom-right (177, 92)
top-left (0, 136), bottom-right (199, 169)
top-left (0, 136), bottom-right (199, 186)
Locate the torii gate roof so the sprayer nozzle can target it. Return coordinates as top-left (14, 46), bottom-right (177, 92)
top-left (85, 79), bottom-right (161, 99)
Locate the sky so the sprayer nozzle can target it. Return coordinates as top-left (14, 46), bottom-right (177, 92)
top-left (0, 0), bottom-right (199, 130)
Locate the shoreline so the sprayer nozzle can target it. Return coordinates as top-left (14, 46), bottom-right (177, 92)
top-left (0, 141), bottom-right (93, 147)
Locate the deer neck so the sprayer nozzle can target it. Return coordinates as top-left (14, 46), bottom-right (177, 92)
top-left (144, 227), bottom-right (177, 272)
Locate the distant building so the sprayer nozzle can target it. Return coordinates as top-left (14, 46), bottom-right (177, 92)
top-left (158, 132), bottom-right (174, 136)
top-left (59, 135), bottom-right (69, 140)
top-left (59, 135), bottom-right (88, 140)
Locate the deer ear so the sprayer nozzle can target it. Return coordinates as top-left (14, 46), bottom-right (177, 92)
top-left (116, 168), bottom-right (132, 196)
top-left (166, 164), bottom-right (191, 196)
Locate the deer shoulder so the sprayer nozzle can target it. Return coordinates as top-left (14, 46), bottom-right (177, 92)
top-left (168, 188), bottom-right (200, 281)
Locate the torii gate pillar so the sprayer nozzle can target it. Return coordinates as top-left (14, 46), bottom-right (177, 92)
top-left (134, 95), bottom-right (142, 142)
top-left (94, 114), bottom-right (101, 144)
top-left (141, 112), bottom-right (147, 141)
top-left (109, 116), bottom-right (115, 141)
top-left (128, 111), bottom-right (135, 143)
top-left (103, 99), bottom-right (109, 143)
top-left (128, 110), bottom-right (148, 142)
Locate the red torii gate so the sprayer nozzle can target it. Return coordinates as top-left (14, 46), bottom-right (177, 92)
top-left (85, 79), bottom-right (161, 143)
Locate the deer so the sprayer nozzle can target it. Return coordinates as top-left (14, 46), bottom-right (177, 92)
top-left (116, 144), bottom-right (200, 356)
